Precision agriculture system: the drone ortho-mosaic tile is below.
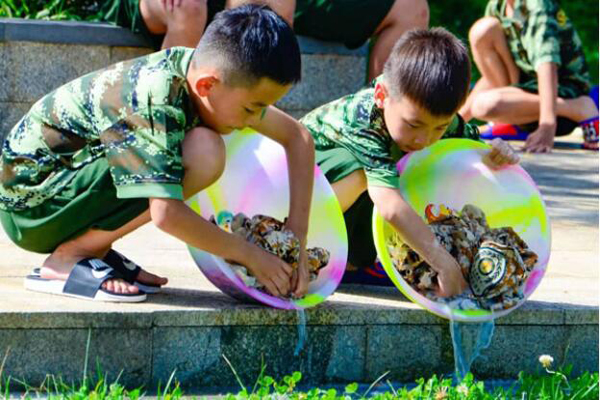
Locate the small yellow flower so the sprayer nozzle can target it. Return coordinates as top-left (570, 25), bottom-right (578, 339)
top-left (456, 384), bottom-right (470, 396)
top-left (539, 354), bottom-right (554, 368)
top-left (435, 386), bottom-right (448, 400)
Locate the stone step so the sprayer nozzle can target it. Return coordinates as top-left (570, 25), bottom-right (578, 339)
top-left (0, 284), bottom-right (597, 391)
top-left (0, 18), bottom-right (368, 142)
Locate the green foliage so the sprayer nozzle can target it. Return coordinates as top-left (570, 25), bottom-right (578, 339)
top-left (0, 366), bottom-right (598, 399)
top-left (0, 0), bottom-right (98, 21)
top-left (561, 2), bottom-right (599, 85)
top-left (218, 368), bottom-right (599, 400)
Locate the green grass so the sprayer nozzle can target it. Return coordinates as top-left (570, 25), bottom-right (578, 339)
top-left (1, 368), bottom-right (597, 399)
top-left (0, 353), bottom-right (597, 399)
top-left (0, 337), bottom-right (598, 398)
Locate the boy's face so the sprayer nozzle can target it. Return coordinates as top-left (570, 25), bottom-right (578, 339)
top-left (374, 82), bottom-right (454, 153)
top-left (190, 72), bottom-right (292, 134)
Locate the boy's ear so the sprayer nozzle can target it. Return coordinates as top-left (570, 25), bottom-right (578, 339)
top-left (374, 82), bottom-right (388, 108)
top-left (194, 75), bottom-right (220, 97)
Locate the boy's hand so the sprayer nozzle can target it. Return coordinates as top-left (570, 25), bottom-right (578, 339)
top-left (291, 247), bottom-right (310, 298)
top-left (431, 250), bottom-right (468, 297)
top-left (523, 123), bottom-right (556, 153)
top-left (246, 246), bottom-right (293, 297)
top-left (483, 138), bottom-right (520, 168)
top-left (369, 185), bottom-right (468, 298)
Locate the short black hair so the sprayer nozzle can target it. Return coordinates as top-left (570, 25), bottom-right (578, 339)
top-left (383, 28), bottom-right (471, 116)
top-left (193, 4), bottom-right (301, 87)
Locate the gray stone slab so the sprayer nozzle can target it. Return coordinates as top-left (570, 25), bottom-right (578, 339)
top-left (153, 306), bottom-right (298, 327)
top-left (0, 43), bottom-right (9, 103)
top-left (0, 20), bottom-right (366, 57)
top-left (216, 325), bottom-right (364, 386)
top-left (297, 36), bottom-right (368, 56)
top-left (365, 325), bottom-right (444, 382)
top-left (0, 311), bottom-right (154, 329)
top-left (368, 309), bottom-right (446, 325)
top-left (0, 19), bottom-right (151, 48)
top-left (498, 301), bottom-right (567, 325)
top-left (152, 326), bottom-right (223, 388)
top-left (110, 46), bottom-right (153, 64)
top-left (563, 325), bottom-right (599, 375)
top-left (563, 305), bottom-right (599, 325)
top-left (277, 54), bottom-right (366, 112)
top-left (3, 42), bottom-right (109, 103)
top-left (151, 300), bottom-right (446, 327)
top-left (153, 324), bottom-right (367, 389)
top-left (323, 326), bottom-right (367, 382)
top-left (0, 101), bottom-right (31, 144)
top-left (1, 44), bottom-right (366, 119)
top-left (0, 328), bottom-right (151, 388)
top-left (466, 325), bottom-right (569, 378)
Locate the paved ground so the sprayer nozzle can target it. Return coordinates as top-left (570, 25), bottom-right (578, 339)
top-left (0, 132), bottom-right (597, 312)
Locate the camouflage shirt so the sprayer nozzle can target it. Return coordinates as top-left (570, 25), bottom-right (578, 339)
top-left (485, 0), bottom-right (591, 94)
top-left (300, 79), bottom-right (480, 189)
top-left (0, 47), bottom-right (201, 211)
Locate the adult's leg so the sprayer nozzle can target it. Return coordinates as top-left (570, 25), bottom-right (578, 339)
top-left (471, 86), bottom-right (598, 125)
top-left (368, 0), bottom-right (429, 80)
top-left (41, 127), bottom-right (226, 293)
top-left (461, 17), bottom-right (520, 121)
top-left (140, 0), bottom-right (208, 49)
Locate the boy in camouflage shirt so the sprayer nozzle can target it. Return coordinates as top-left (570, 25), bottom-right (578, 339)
top-left (459, 0), bottom-right (599, 152)
top-left (0, 5), bottom-right (315, 302)
top-left (301, 28), bottom-right (519, 296)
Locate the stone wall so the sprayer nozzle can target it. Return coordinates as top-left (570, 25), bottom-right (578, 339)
top-left (0, 18), bottom-right (367, 144)
top-left (1, 303), bottom-right (597, 390)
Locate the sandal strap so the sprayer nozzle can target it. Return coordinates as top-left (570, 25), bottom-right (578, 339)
top-left (63, 258), bottom-right (123, 298)
top-left (103, 249), bottom-right (141, 283)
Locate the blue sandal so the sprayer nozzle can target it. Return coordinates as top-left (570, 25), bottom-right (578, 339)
top-left (25, 258), bottom-right (147, 303)
top-left (103, 250), bottom-right (163, 294)
top-left (31, 250), bottom-right (163, 294)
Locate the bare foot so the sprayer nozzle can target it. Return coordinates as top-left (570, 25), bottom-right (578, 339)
top-left (136, 268), bottom-right (169, 287)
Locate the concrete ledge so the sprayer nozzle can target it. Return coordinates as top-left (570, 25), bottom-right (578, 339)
top-left (0, 18), bottom-right (152, 47)
top-left (0, 294), bottom-right (597, 390)
top-left (0, 296), bottom-right (597, 329)
top-left (0, 18), bottom-right (368, 56)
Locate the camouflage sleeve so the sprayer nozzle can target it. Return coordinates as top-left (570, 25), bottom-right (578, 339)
top-left (521, 0), bottom-right (561, 70)
top-left (484, 0), bottom-right (499, 17)
top-left (347, 128), bottom-right (399, 189)
top-left (100, 105), bottom-right (186, 200)
top-left (442, 114), bottom-right (481, 141)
